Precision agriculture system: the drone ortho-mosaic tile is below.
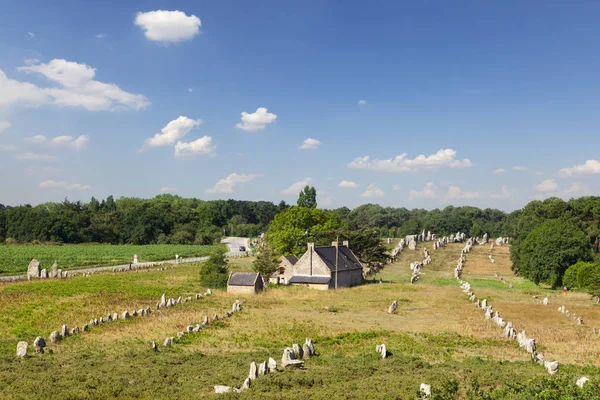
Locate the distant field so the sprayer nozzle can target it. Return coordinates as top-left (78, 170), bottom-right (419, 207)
top-left (0, 244), bottom-right (221, 274)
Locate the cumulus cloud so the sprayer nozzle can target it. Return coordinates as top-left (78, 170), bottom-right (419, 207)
top-left (393, 184), bottom-right (401, 191)
top-left (361, 183), bottom-right (385, 198)
top-left (15, 152), bottom-right (56, 161)
top-left (95, 33), bottom-right (106, 39)
top-left (142, 116), bottom-right (201, 149)
top-left (408, 182), bottom-right (437, 200)
top-left (174, 136), bottom-right (215, 158)
top-left (534, 179), bottom-right (558, 192)
top-left (493, 168), bottom-right (505, 174)
top-left (0, 144), bottom-right (17, 152)
top-left (559, 159), bottom-right (600, 177)
top-left (348, 149), bottom-right (472, 172)
top-left (39, 180), bottom-right (91, 191)
top-left (2, 59), bottom-right (149, 111)
top-left (358, 100), bottom-right (367, 105)
top-left (0, 120), bottom-right (11, 133)
top-left (236, 107), bottom-right (277, 132)
top-left (281, 177), bottom-right (313, 195)
top-left (445, 185), bottom-right (480, 200)
top-left (27, 134), bottom-right (89, 151)
top-left (207, 173), bottom-right (259, 194)
top-left (299, 138), bottom-right (321, 150)
top-left (512, 166), bottom-right (528, 171)
top-left (339, 180), bottom-right (358, 188)
top-left (135, 10), bottom-right (201, 43)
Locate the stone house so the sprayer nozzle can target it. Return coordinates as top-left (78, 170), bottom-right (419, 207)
top-left (269, 255), bottom-right (298, 285)
top-left (288, 242), bottom-right (364, 290)
top-left (227, 272), bottom-right (264, 294)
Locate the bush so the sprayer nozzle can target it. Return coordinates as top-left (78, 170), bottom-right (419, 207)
top-left (200, 249), bottom-right (229, 289)
top-left (562, 263), bottom-right (581, 289)
top-left (563, 262), bottom-right (599, 290)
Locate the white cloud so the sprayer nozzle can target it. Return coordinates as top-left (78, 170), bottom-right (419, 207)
top-left (512, 166), bottom-right (528, 171)
top-left (207, 173), bottom-right (259, 194)
top-left (15, 152), bottom-right (56, 161)
top-left (358, 100), bottom-right (367, 105)
top-left (174, 136), bottom-right (215, 158)
top-left (393, 184), bottom-right (401, 191)
top-left (142, 116), bottom-right (201, 149)
top-left (281, 177), bottom-right (313, 195)
top-left (562, 183), bottom-right (591, 196)
top-left (135, 10), bottom-right (201, 43)
top-left (339, 180), bottom-right (358, 188)
top-left (361, 183), bottom-right (385, 198)
top-left (188, 88), bottom-right (193, 92)
top-left (493, 168), bottom-right (505, 174)
top-left (39, 180), bottom-right (91, 191)
top-left (559, 160), bottom-right (600, 177)
top-left (534, 179), bottom-right (558, 192)
top-left (160, 186), bottom-right (177, 193)
top-left (0, 120), bottom-right (11, 133)
top-left (445, 185), bottom-right (480, 200)
top-left (491, 185), bottom-right (511, 199)
top-left (236, 107), bottom-right (277, 132)
top-left (299, 138), bottom-right (321, 150)
top-left (28, 32), bottom-right (34, 38)
top-left (0, 144), bottom-right (17, 152)
top-left (27, 134), bottom-right (89, 151)
top-left (95, 33), bottom-right (106, 39)
top-left (408, 182), bottom-right (437, 200)
top-left (4, 59), bottom-right (149, 111)
top-left (348, 149), bottom-right (472, 172)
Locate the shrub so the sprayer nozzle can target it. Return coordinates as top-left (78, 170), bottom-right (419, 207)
top-left (563, 262), bottom-right (599, 290)
top-left (200, 249), bottom-right (229, 289)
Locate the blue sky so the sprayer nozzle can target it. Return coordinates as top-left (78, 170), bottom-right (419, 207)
top-left (1, 1), bottom-right (600, 211)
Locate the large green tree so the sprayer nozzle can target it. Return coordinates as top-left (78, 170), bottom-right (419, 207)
top-left (297, 186), bottom-right (317, 209)
top-left (200, 249), bottom-right (229, 288)
top-left (252, 244), bottom-right (279, 278)
top-left (519, 220), bottom-right (592, 287)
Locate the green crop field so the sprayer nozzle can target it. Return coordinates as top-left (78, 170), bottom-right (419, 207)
top-left (0, 244), bottom-right (221, 274)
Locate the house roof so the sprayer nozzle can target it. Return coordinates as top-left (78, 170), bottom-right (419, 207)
top-left (228, 272), bottom-right (260, 286)
top-left (313, 246), bottom-right (364, 272)
top-left (288, 275), bottom-right (331, 284)
top-left (284, 255), bottom-right (299, 265)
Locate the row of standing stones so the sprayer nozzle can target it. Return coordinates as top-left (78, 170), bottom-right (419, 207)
top-left (457, 240), bottom-right (590, 389)
top-left (214, 338), bottom-right (316, 394)
top-left (15, 288), bottom-right (213, 358)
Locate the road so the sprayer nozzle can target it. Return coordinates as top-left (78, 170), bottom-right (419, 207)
top-left (220, 237), bottom-right (251, 257)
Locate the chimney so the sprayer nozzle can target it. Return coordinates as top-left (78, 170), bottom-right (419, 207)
top-left (308, 242), bottom-right (314, 276)
top-left (307, 242), bottom-right (315, 251)
top-left (342, 240), bottom-right (349, 248)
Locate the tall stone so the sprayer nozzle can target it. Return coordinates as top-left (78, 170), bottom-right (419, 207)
top-left (40, 269), bottom-right (48, 279)
top-left (27, 259), bottom-right (40, 279)
top-left (50, 262), bottom-right (58, 278)
top-left (16, 341), bottom-right (28, 358)
top-left (248, 361), bottom-right (258, 380)
top-left (49, 331), bottom-right (62, 343)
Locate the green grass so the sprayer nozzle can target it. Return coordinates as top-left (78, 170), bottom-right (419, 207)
top-left (0, 244), bottom-right (221, 274)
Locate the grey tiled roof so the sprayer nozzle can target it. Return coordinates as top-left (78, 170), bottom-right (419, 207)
top-left (284, 255), bottom-right (299, 265)
top-left (228, 272), bottom-right (260, 286)
top-left (314, 246), bottom-right (363, 272)
top-left (288, 275), bottom-right (331, 284)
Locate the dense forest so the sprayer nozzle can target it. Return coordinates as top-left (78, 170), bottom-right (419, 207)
top-left (0, 194), bottom-right (511, 245)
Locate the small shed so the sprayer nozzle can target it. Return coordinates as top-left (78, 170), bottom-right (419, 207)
top-left (227, 272), bottom-right (264, 294)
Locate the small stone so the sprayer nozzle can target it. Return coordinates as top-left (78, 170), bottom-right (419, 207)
top-left (49, 330), bottom-right (62, 343)
top-left (268, 357), bottom-right (277, 371)
top-left (248, 361), bottom-right (258, 380)
top-left (214, 386), bottom-right (231, 394)
top-left (71, 326), bottom-right (80, 335)
top-left (113, 313), bottom-right (119, 321)
top-left (122, 311), bottom-right (130, 319)
top-left (241, 377), bottom-right (251, 390)
top-left (186, 325), bottom-right (194, 333)
top-left (33, 337), bottom-right (46, 353)
top-left (164, 337), bottom-right (173, 347)
top-left (258, 361), bottom-right (269, 376)
top-left (420, 383), bottom-right (431, 399)
top-left (16, 341), bottom-right (28, 358)
top-left (82, 324), bottom-right (89, 332)
top-left (152, 341), bottom-right (158, 352)
top-left (576, 376), bottom-right (589, 388)
top-left (282, 347), bottom-right (304, 368)
top-left (292, 343), bottom-right (304, 360)
top-left (61, 324), bottom-right (69, 337)
top-left (131, 310), bottom-right (138, 317)
top-left (213, 314), bottom-right (219, 321)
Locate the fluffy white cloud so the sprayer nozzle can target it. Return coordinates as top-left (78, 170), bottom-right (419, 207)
top-left (39, 180), bottom-right (91, 191)
top-left (160, 186), bottom-right (177, 193)
top-left (491, 185), bottom-right (511, 199)
top-left (0, 120), bottom-right (11, 133)
top-left (207, 173), bottom-right (259, 194)
top-left (236, 107), bottom-right (277, 132)
top-left (534, 179), bottom-right (558, 192)
top-left (299, 138), bottom-right (321, 150)
top-left (95, 33), bottom-right (106, 39)
top-left (361, 183), bottom-right (385, 198)
top-left (0, 144), bottom-right (17, 152)
top-left (135, 10), bottom-right (201, 43)
top-left (174, 136), bottom-right (215, 158)
top-left (513, 166), bottom-right (528, 171)
top-left (493, 168), bottom-right (505, 174)
top-left (281, 177), bottom-right (313, 195)
top-left (142, 116), bottom-right (201, 149)
top-left (559, 160), bottom-right (600, 177)
top-left (348, 149), bottom-right (472, 172)
top-left (339, 180), bottom-right (358, 188)
top-left (408, 182), bottom-right (437, 200)
top-left (27, 134), bottom-right (89, 151)
top-left (445, 185), bottom-right (480, 200)
top-left (393, 184), bottom-right (401, 190)
top-left (15, 152), bottom-right (56, 161)
top-left (2, 59), bottom-right (149, 111)
top-left (358, 100), bottom-right (367, 105)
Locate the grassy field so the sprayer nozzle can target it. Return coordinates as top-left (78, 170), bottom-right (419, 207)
top-left (0, 244), bottom-right (221, 274)
top-left (0, 243), bottom-right (600, 399)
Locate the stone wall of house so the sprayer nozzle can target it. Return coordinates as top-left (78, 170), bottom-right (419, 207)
top-left (227, 285), bottom-right (258, 295)
top-left (292, 247), bottom-right (331, 278)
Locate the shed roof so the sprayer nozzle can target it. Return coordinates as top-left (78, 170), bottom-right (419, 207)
top-left (228, 272), bottom-right (260, 287)
top-left (284, 255), bottom-right (299, 265)
top-left (288, 275), bottom-right (331, 284)
top-left (313, 246), bottom-right (363, 272)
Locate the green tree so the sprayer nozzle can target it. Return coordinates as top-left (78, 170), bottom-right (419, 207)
top-left (344, 229), bottom-right (388, 275)
top-left (252, 244), bottom-right (279, 278)
top-left (297, 185), bottom-right (317, 209)
top-left (519, 220), bottom-right (592, 287)
top-left (200, 249), bottom-right (229, 288)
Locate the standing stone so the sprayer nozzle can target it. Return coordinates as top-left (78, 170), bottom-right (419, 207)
top-left (152, 341), bottom-right (158, 352)
top-left (544, 360), bottom-right (559, 375)
top-left (302, 343), bottom-right (311, 359)
top-left (248, 361), bottom-right (258, 380)
top-left (113, 313), bottom-right (119, 321)
top-left (420, 383), bottom-right (432, 400)
top-left (40, 269), bottom-right (48, 279)
top-left (304, 338), bottom-right (316, 356)
top-left (268, 357), bottom-right (277, 371)
top-left (202, 316), bottom-right (209, 325)
top-left (33, 337), bottom-right (46, 353)
top-left (408, 240), bottom-right (417, 251)
top-left (27, 259), bottom-right (40, 279)
top-left (122, 311), bottom-right (130, 319)
top-left (49, 330), bottom-right (62, 343)
top-left (159, 294), bottom-right (166, 308)
top-left (241, 377), bottom-right (251, 390)
top-left (388, 300), bottom-right (398, 314)
top-left (16, 341), bottom-right (28, 358)
top-left (376, 344), bottom-right (387, 359)
top-left (542, 297), bottom-right (548, 305)
top-left (50, 262), bottom-right (58, 278)
top-left (576, 377), bottom-right (589, 388)
top-left (214, 386), bottom-right (231, 394)
top-left (61, 324), bottom-right (69, 337)
top-left (163, 337), bottom-right (173, 347)
top-left (82, 324), bottom-right (89, 332)
top-left (71, 326), bottom-right (80, 335)
top-left (282, 347), bottom-right (304, 367)
top-left (258, 361), bottom-right (269, 376)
